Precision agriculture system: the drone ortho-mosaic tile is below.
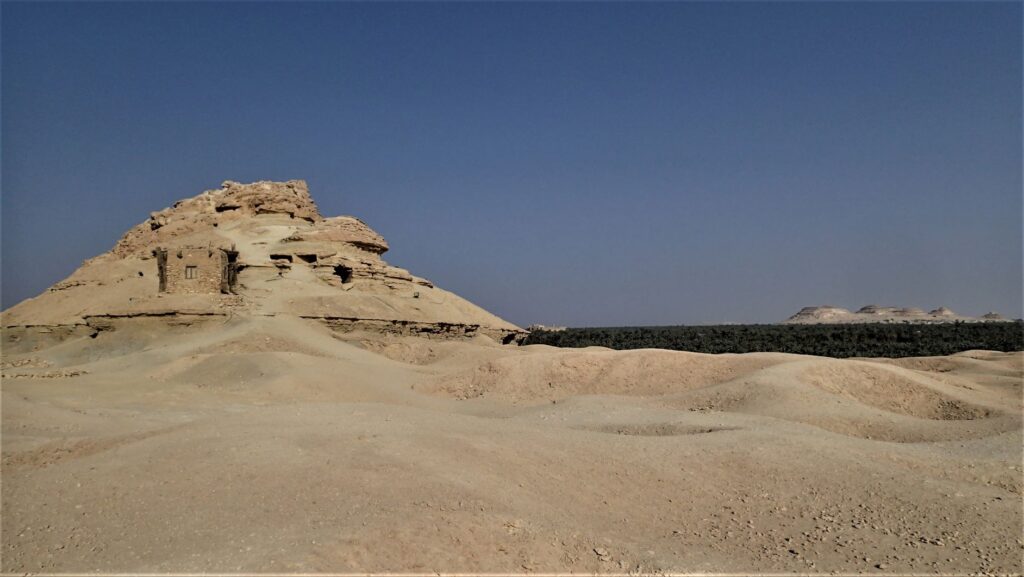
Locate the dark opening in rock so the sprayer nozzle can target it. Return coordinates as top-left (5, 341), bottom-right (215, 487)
top-left (297, 254), bottom-right (317, 264)
top-left (270, 254), bottom-right (293, 262)
top-left (334, 265), bottom-right (353, 284)
top-left (224, 251), bottom-right (240, 293)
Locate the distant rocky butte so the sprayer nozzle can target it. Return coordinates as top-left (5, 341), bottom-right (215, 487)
top-left (2, 180), bottom-right (525, 345)
top-left (784, 305), bottom-right (1008, 324)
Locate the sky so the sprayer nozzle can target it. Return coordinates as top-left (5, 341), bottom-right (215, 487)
top-left (2, 2), bottom-right (1021, 327)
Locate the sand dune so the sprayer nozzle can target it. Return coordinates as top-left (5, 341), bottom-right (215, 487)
top-left (3, 318), bottom-right (1021, 574)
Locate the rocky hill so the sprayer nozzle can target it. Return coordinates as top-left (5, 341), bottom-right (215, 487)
top-left (2, 180), bottom-right (525, 348)
top-left (784, 305), bottom-right (1008, 324)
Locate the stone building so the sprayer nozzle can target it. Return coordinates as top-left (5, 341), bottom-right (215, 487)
top-left (155, 246), bottom-right (239, 294)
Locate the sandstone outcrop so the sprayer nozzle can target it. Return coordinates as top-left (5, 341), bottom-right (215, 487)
top-left (213, 180), bottom-right (321, 221)
top-left (786, 306), bottom-right (852, 322)
top-left (784, 305), bottom-right (1009, 324)
top-left (283, 216), bottom-right (389, 254)
top-left (3, 180), bottom-right (525, 346)
top-left (112, 180), bottom-right (320, 258)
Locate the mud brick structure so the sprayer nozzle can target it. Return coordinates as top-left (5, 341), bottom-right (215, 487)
top-left (155, 246), bottom-right (238, 294)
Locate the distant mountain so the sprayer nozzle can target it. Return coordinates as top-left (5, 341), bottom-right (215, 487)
top-left (783, 305), bottom-right (1009, 324)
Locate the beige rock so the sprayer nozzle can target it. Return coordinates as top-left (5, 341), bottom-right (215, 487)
top-left (214, 180), bottom-right (321, 222)
top-left (784, 306), bottom-right (852, 323)
top-left (2, 180), bottom-right (524, 343)
top-left (784, 304), bottom-right (1008, 324)
top-left (284, 216), bottom-right (389, 254)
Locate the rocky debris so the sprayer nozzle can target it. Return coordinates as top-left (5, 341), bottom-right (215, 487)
top-left (1, 369), bottom-right (88, 379)
top-left (49, 280), bottom-right (101, 292)
top-left (315, 317), bottom-right (525, 345)
top-left (785, 305), bottom-right (1008, 325)
top-left (1, 357), bottom-right (51, 369)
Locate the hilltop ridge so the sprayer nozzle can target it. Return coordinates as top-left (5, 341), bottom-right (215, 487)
top-left (784, 304), bottom-right (1008, 324)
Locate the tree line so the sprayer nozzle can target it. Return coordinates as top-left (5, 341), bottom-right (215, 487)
top-left (522, 321), bottom-right (1024, 358)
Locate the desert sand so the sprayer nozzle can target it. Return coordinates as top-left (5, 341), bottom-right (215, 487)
top-left (2, 181), bottom-right (1022, 574)
top-left (2, 319), bottom-right (1022, 574)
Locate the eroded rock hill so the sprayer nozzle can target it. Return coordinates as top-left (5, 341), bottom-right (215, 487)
top-left (784, 305), bottom-right (1010, 324)
top-left (3, 180), bottom-right (525, 347)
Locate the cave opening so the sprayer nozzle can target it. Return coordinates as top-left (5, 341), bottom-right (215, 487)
top-left (334, 265), bottom-right (353, 284)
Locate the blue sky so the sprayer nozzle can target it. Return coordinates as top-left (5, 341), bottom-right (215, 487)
top-left (2, 2), bottom-right (1021, 326)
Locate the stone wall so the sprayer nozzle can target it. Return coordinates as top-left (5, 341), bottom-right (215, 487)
top-left (158, 247), bottom-right (229, 294)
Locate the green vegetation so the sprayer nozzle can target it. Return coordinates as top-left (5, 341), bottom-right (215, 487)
top-left (523, 322), bottom-right (1024, 358)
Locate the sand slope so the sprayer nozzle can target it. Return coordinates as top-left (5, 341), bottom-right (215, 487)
top-left (2, 319), bottom-right (1022, 573)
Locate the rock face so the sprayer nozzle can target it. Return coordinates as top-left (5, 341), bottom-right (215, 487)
top-left (213, 180), bottom-right (320, 221)
top-left (784, 305), bottom-right (1008, 324)
top-left (285, 216), bottom-right (390, 254)
top-left (787, 306), bottom-right (852, 323)
top-left (2, 180), bottom-right (525, 344)
top-left (113, 180), bottom-right (320, 258)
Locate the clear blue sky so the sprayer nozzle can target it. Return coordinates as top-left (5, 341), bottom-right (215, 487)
top-left (2, 2), bottom-right (1021, 326)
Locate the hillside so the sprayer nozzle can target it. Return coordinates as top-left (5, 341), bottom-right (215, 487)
top-left (2, 180), bottom-right (525, 346)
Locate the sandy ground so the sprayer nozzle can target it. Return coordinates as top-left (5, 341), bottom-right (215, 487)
top-left (2, 316), bottom-right (1022, 574)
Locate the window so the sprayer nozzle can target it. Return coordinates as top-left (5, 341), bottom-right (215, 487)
top-left (185, 266), bottom-right (198, 279)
